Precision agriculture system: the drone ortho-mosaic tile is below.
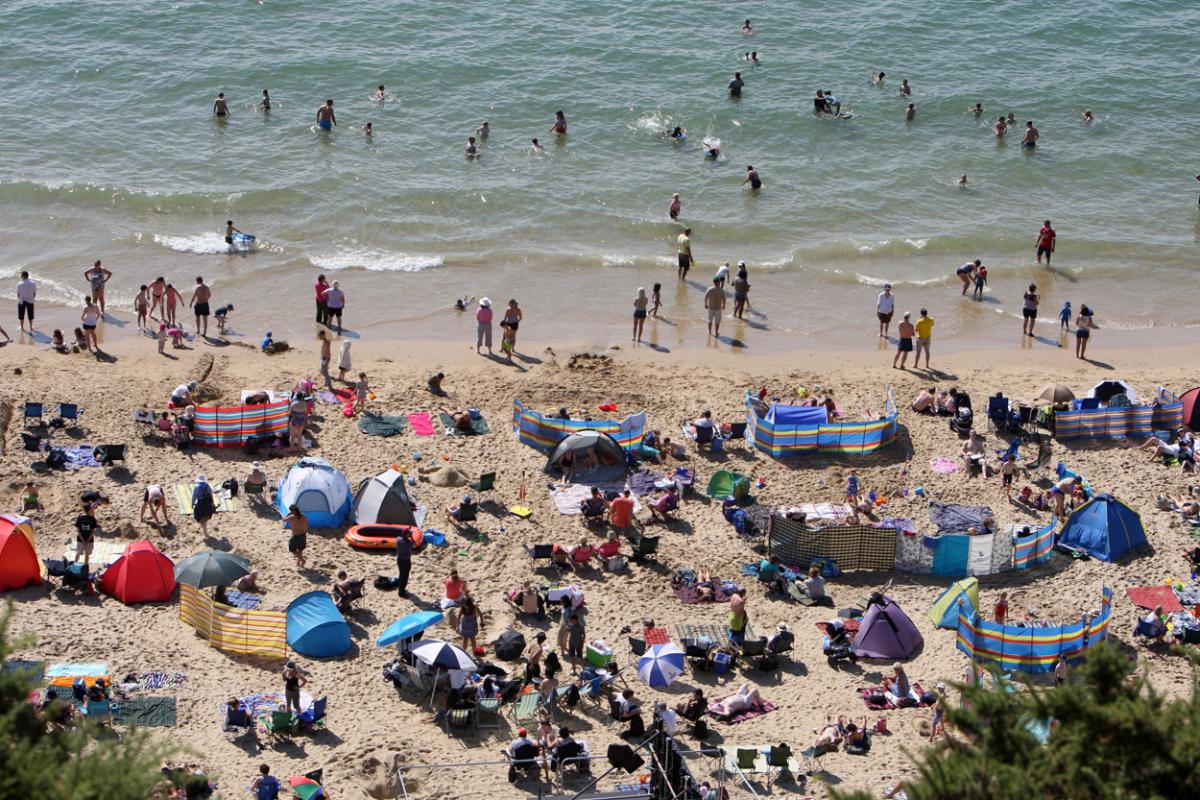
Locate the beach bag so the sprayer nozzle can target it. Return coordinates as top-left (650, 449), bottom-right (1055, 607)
top-left (46, 448), bottom-right (67, 469)
top-left (873, 717), bottom-right (889, 734)
top-left (374, 575), bottom-right (398, 591)
top-left (222, 478), bottom-right (239, 498)
top-left (730, 509), bottom-right (748, 535)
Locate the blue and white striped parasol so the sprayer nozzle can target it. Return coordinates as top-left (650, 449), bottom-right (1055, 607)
top-left (636, 643), bottom-right (685, 688)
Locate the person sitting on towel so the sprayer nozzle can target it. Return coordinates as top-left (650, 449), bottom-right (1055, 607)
top-left (711, 683), bottom-right (762, 717)
top-left (882, 663), bottom-right (916, 705)
top-left (844, 717), bottom-right (871, 754)
top-left (911, 387), bottom-right (936, 414)
top-left (1141, 606), bottom-right (1168, 639)
top-left (580, 487), bottom-right (607, 519)
top-left (792, 566), bottom-right (826, 601)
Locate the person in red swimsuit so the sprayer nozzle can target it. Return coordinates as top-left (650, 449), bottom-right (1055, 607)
top-left (1036, 220), bottom-right (1056, 265)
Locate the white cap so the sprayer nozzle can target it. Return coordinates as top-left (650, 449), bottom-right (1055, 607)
top-left (480, 297), bottom-right (491, 307)
top-left (737, 260), bottom-right (746, 267)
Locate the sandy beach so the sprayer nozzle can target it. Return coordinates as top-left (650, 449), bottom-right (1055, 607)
top-left (3, 334), bottom-right (1198, 799)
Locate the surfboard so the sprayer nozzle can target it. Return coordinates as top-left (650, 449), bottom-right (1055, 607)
top-left (233, 232), bottom-right (255, 243)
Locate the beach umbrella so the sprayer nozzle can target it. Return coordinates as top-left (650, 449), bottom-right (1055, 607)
top-left (172, 550), bottom-right (250, 588)
top-left (636, 643), bottom-right (685, 689)
top-left (376, 611), bottom-right (443, 648)
top-left (287, 776), bottom-right (326, 800)
top-left (1034, 383), bottom-right (1075, 403)
top-left (409, 639), bottom-right (476, 671)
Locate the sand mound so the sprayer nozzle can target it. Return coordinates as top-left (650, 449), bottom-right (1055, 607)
top-left (426, 466), bottom-right (468, 487)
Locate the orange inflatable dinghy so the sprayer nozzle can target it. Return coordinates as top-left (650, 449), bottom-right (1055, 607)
top-left (344, 524), bottom-right (423, 550)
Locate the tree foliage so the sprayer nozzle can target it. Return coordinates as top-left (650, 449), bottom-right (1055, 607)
top-left (835, 643), bottom-right (1200, 800)
top-left (0, 607), bottom-right (172, 800)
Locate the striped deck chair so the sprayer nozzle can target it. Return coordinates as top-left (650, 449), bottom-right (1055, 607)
top-left (511, 692), bottom-right (541, 727)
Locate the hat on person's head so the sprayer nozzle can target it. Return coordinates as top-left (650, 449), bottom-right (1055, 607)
top-left (252, 462), bottom-right (263, 470)
top-left (936, 681), bottom-right (946, 691)
top-left (777, 622), bottom-right (791, 633)
top-left (187, 382), bottom-right (197, 390)
top-left (196, 474), bottom-right (207, 484)
top-left (903, 311), bottom-right (911, 318)
top-left (517, 727), bottom-right (527, 736)
top-left (884, 283), bottom-right (892, 289)
top-left (286, 661), bottom-right (296, 669)
top-left (480, 297), bottom-right (491, 307)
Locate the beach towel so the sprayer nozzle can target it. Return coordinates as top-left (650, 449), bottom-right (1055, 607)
top-left (136, 672), bottom-right (187, 691)
top-left (63, 446), bottom-right (101, 469)
top-left (708, 699), bottom-right (778, 725)
top-left (816, 619), bottom-right (861, 636)
top-left (239, 690), bottom-right (313, 717)
top-left (408, 412), bottom-right (436, 436)
top-left (63, 540), bottom-right (126, 567)
top-left (628, 469), bottom-right (666, 497)
top-left (439, 412), bottom-right (490, 436)
top-left (222, 590), bottom-right (262, 610)
top-left (551, 483), bottom-right (642, 516)
top-left (643, 627), bottom-right (669, 646)
top-left (930, 458), bottom-right (960, 474)
top-left (858, 683), bottom-right (929, 711)
top-left (46, 662), bottom-right (108, 679)
top-left (1125, 585), bottom-right (1183, 614)
top-left (358, 412), bottom-right (406, 437)
top-left (774, 503), bottom-right (856, 525)
top-left (672, 581), bottom-right (735, 605)
top-left (174, 484), bottom-right (238, 515)
top-left (117, 696), bottom-right (177, 727)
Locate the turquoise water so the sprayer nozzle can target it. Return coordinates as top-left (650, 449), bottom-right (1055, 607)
top-left (2, 0), bottom-right (1198, 348)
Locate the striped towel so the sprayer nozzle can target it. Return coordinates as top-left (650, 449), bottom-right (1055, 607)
top-left (136, 672), bottom-right (187, 691)
top-left (174, 484), bottom-right (238, 515)
top-left (408, 412), bottom-right (436, 436)
top-left (63, 540), bottom-right (125, 566)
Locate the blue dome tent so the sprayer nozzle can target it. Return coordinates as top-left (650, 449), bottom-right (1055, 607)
top-left (286, 591), bottom-right (352, 657)
top-left (1057, 494), bottom-right (1147, 562)
top-left (276, 457), bottom-right (353, 528)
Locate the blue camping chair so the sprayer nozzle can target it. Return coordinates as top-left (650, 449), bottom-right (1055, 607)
top-left (58, 403), bottom-right (82, 424)
top-left (986, 395), bottom-right (1010, 434)
top-left (22, 402), bottom-right (44, 427)
top-left (297, 696), bottom-right (327, 733)
top-left (996, 439), bottom-right (1021, 463)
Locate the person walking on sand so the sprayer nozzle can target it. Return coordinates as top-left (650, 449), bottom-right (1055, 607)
top-left (475, 297), bottom-right (493, 354)
top-left (164, 283), bottom-right (182, 326)
top-left (395, 527), bottom-right (413, 598)
top-left (704, 278), bottom-right (726, 338)
top-left (669, 193), bottom-right (681, 221)
top-left (316, 99), bottom-right (336, 132)
top-left (1036, 220), bottom-right (1056, 264)
top-left (189, 276), bottom-right (212, 336)
top-left (956, 260), bottom-right (980, 296)
top-left (676, 228), bottom-right (693, 280)
top-left (1021, 283), bottom-right (1039, 336)
top-left (1074, 304), bottom-right (1096, 359)
top-left (318, 329), bottom-right (332, 386)
top-left (16, 271), bottom-right (36, 333)
top-left (283, 504), bottom-right (309, 569)
top-left (192, 475), bottom-right (216, 539)
top-left (83, 261), bottom-right (112, 316)
top-left (914, 308), bottom-right (934, 369)
top-left (892, 312), bottom-right (915, 369)
top-left (876, 283), bottom-right (895, 337)
top-left (633, 287), bottom-right (648, 342)
top-left (323, 280), bottom-right (346, 334)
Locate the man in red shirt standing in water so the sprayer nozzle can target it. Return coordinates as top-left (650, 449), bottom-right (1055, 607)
top-left (1036, 220), bottom-right (1056, 265)
top-left (314, 274), bottom-right (330, 325)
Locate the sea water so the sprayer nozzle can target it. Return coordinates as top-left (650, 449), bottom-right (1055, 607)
top-left (1, 0), bottom-right (1198, 351)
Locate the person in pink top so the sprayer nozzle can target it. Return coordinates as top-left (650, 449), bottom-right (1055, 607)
top-left (475, 297), bottom-right (493, 355)
top-left (314, 274), bottom-right (330, 325)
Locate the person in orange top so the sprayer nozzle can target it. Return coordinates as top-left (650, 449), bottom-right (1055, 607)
top-left (609, 490), bottom-right (635, 530)
top-left (442, 569), bottom-right (467, 609)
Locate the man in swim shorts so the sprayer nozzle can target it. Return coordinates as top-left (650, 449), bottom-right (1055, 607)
top-left (704, 279), bottom-right (726, 338)
top-left (316, 99), bottom-right (336, 132)
top-left (225, 220), bottom-right (243, 246)
top-left (677, 228), bottom-right (693, 279)
top-left (876, 284), bottom-right (895, 338)
top-left (1021, 283), bottom-right (1039, 336)
top-left (1022, 120), bottom-right (1039, 148)
top-left (742, 166), bottom-right (762, 190)
top-left (190, 276), bottom-right (212, 337)
top-left (213, 92), bottom-right (229, 117)
top-left (1036, 220), bottom-right (1055, 265)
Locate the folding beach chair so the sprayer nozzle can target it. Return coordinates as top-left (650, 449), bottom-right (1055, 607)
top-left (503, 742), bottom-right (542, 783)
top-left (528, 544), bottom-right (556, 569)
top-left (765, 744), bottom-right (796, 790)
top-left (627, 533), bottom-right (660, 562)
top-left (724, 747), bottom-right (762, 782)
top-left (450, 502), bottom-right (478, 523)
top-left (443, 707), bottom-right (473, 733)
top-left (476, 697), bottom-right (502, 732)
top-left (986, 394), bottom-right (1010, 434)
top-left (296, 697), bottom-right (327, 733)
top-left (469, 472), bottom-right (496, 493)
top-left (58, 403), bottom-right (82, 426)
top-left (222, 706), bottom-right (257, 742)
top-left (261, 710), bottom-right (296, 742)
top-left (22, 402), bottom-right (44, 428)
top-left (627, 637), bottom-right (647, 658)
top-left (739, 637), bottom-right (768, 670)
top-left (511, 692), bottom-right (541, 727)
top-left (798, 745), bottom-right (826, 776)
top-left (93, 444), bottom-right (127, 467)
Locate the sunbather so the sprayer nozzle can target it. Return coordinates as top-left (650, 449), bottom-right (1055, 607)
top-left (1141, 436), bottom-right (1184, 462)
top-left (911, 387), bottom-right (936, 414)
top-left (441, 407), bottom-right (474, 433)
top-left (507, 581), bottom-right (544, 615)
top-left (843, 716), bottom-right (871, 754)
top-left (711, 682), bottom-right (762, 717)
top-left (567, 538), bottom-right (596, 564)
top-left (882, 662), bottom-right (916, 705)
top-left (813, 714), bottom-right (845, 753)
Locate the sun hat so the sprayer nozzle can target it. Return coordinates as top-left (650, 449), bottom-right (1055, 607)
top-left (777, 622), bottom-right (791, 632)
top-left (480, 297), bottom-right (491, 307)
top-left (197, 474), bottom-right (207, 484)
top-left (252, 462), bottom-right (263, 470)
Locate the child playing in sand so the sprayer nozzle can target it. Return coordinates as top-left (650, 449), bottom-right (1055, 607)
top-left (354, 372), bottom-right (369, 412)
top-left (73, 327), bottom-right (89, 352)
top-left (167, 324), bottom-right (186, 348)
top-left (21, 481), bottom-right (42, 513)
top-left (50, 329), bottom-right (68, 353)
top-left (845, 469), bottom-right (860, 504)
top-left (214, 303), bottom-right (233, 335)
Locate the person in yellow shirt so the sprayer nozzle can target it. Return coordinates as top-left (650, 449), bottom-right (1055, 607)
top-left (676, 228), bottom-right (693, 280)
top-left (914, 308), bottom-right (934, 369)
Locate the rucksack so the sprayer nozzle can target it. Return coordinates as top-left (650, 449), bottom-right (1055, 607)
top-left (222, 478), bottom-right (239, 498)
top-left (46, 448), bottom-right (67, 469)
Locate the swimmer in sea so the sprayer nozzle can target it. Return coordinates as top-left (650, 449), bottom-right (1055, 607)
top-left (742, 165), bottom-right (762, 191)
top-left (742, 19), bottom-right (752, 34)
top-left (316, 99), bottom-right (336, 132)
top-left (213, 92), bottom-right (229, 117)
top-left (260, 89), bottom-right (271, 111)
top-left (476, 120), bottom-right (490, 139)
top-left (824, 90), bottom-right (841, 116)
top-left (375, 84), bottom-right (387, 101)
top-left (970, 102), bottom-right (984, 117)
top-left (1081, 110), bottom-right (1094, 123)
top-left (1006, 112), bottom-right (1017, 128)
top-left (749, 51), bottom-right (759, 63)
top-left (550, 110), bottom-right (567, 135)
top-left (995, 116), bottom-right (1007, 137)
top-left (873, 71), bottom-right (886, 85)
top-left (729, 72), bottom-right (744, 97)
top-left (363, 122), bottom-right (373, 138)
top-left (704, 143), bottom-right (720, 160)
top-left (957, 174), bottom-right (968, 186)
top-left (224, 220), bottom-right (243, 246)
top-left (531, 138), bottom-right (545, 153)
top-left (669, 193), bottom-right (681, 221)
top-left (905, 103), bottom-right (915, 121)
top-left (813, 90), bottom-right (829, 114)
top-left (668, 126), bottom-right (685, 140)
top-left (465, 136), bottom-right (478, 158)
top-left (898, 79), bottom-right (911, 97)
top-left (1022, 120), bottom-right (1039, 148)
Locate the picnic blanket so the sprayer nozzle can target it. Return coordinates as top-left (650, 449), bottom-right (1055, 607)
top-left (628, 469), bottom-right (666, 497)
top-left (174, 484), bottom-right (238, 515)
top-left (858, 683), bottom-right (929, 710)
top-left (3, 659), bottom-right (46, 685)
top-left (1125, 585), bottom-right (1184, 614)
top-left (223, 590), bottom-right (263, 610)
top-left (358, 412), bottom-right (406, 437)
top-left (408, 412), bottom-right (436, 436)
top-left (708, 699), bottom-right (778, 725)
top-left (239, 690), bottom-right (314, 717)
top-left (63, 540), bottom-right (126, 567)
top-left (672, 571), bottom-right (738, 604)
top-left (550, 483), bottom-right (642, 516)
top-left (63, 446), bottom-right (101, 469)
top-left (135, 672), bottom-right (187, 691)
top-left (439, 412), bottom-right (490, 436)
top-left (773, 503), bottom-right (856, 525)
top-left (47, 693), bottom-right (177, 726)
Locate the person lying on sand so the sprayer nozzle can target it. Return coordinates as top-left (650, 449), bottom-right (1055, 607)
top-left (441, 407), bottom-right (474, 433)
top-left (711, 683), bottom-right (762, 717)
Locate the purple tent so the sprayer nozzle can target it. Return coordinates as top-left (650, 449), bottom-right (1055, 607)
top-left (852, 596), bottom-right (923, 660)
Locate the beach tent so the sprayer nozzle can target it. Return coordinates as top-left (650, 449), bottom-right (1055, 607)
top-left (706, 469), bottom-right (750, 501)
top-left (1086, 380), bottom-right (1137, 405)
top-left (852, 596), bottom-right (923, 659)
top-left (546, 430), bottom-right (628, 483)
top-left (1057, 494), bottom-right (1147, 563)
top-left (286, 591), bottom-right (352, 658)
top-left (928, 577), bottom-right (979, 629)
top-left (0, 515), bottom-right (40, 592)
top-left (353, 468), bottom-right (417, 526)
top-left (1181, 387), bottom-right (1200, 432)
top-left (100, 540), bottom-right (176, 604)
top-left (276, 458), bottom-right (353, 528)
